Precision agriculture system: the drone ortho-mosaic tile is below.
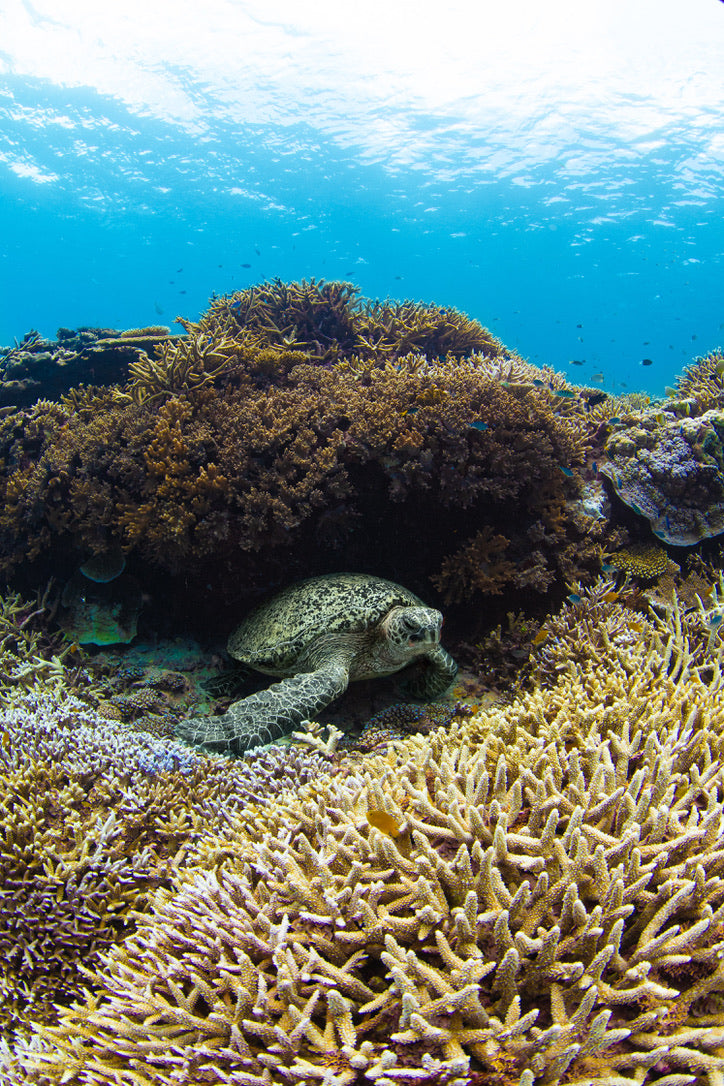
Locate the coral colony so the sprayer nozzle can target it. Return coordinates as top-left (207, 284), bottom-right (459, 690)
top-left (3, 281), bottom-right (724, 1083)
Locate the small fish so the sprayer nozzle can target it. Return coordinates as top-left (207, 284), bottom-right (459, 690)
top-left (255, 248), bottom-right (261, 256)
top-left (602, 590), bottom-right (620, 602)
top-left (531, 628), bottom-right (549, 646)
top-left (176, 267), bottom-right (183, 272)
top-left (576, 323), bottom-right (583, 328)
top-left (601, 562), bottom-right (615, 573)
top-left (641, 358), bottom-right (654, 366)
top-left (532, 379), bottom-right (546, 386)
top-left (367, 809), bottom-right (404, 837)
top-left (570, 359), bottom-right (585, 365)
top-left (708, 613), bottom-right (723, 628)
top-left (241, 263), bottom-right (252, 268)
top-left (560, 466), bottom-right (574, 477)
top-left (567, 593), bottom-right (582, 604)
top-left (553, 389), bottom-right (576, 399)
top-left (607, 416), bottom-right (622, 425)
top-left (592, 372), bottom-right (604, 382)
top-left (403, 406), bottom-right (419, 416)
top-left (469, 420), bottom-right (489, 431)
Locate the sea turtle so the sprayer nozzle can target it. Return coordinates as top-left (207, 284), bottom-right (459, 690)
top-left (178, 572), bottom-right (458, 756)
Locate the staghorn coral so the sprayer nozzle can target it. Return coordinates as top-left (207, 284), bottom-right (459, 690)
top-left (187, 278), bottom-right (501, 369)
top-left (126, 322), bottom-right (241, 405)
top-left (601, 407), bottom-right (724, 546)
top-left (11, 579), bottom-right (724, 1084)
top-left (0, 688), bottom-right (338, 1040)
top-left (674, 350), bottom-right (724, 414)
top-left (0, 585), bottom-right (80, 699)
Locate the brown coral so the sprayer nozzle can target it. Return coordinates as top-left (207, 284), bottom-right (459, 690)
top-left (0, 330), bottom-right (603, 623)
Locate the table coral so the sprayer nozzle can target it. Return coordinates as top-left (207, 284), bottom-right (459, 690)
top-left (12, 579), bottom-right (724, 1085)
top-left (601, 407), bottom-right (724, 546)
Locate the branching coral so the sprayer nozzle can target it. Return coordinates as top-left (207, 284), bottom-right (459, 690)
top-left (674, 350), bottom-right (724, 413)
top-left (0, 333), bottom-right (602, 606)
top-left (0, 689), bottom-right (337, 1039)
top-left (11, 579), bottom-right (724, 1084)
top-left (0, 586), bottom-right (78, 699)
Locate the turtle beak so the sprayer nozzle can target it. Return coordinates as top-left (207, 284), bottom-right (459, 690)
top-left (408, 624), bottom-right (440, 647)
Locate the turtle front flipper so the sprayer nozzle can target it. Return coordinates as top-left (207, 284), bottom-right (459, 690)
top-left (402, 644), bottom-right (458, 700)
top-left (178, 656), bottom-right (350, 756)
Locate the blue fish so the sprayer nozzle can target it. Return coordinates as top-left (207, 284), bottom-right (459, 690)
top-left (469, 420), bottom-right (489, 432)
top-left (560, 466), bottom-right (574, 477)
top-left (567, 593), bottom-right (582, 604)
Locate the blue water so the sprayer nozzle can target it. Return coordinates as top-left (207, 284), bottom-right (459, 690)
top-left (1, 0), bottom-right (723, 397)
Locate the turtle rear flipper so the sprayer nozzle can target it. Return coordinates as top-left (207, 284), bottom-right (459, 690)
top-left (402, 645), bottom-right (458, 700)
top-left (178, 656), bottom-right (350, 756)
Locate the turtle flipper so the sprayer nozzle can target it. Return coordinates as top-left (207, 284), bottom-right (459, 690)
top-left (402, 644), bottom-right (458, 700)
top-left (178, 657), bottom-right (350, 756)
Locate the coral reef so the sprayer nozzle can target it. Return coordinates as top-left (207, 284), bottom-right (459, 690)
top-left (0, 302), bottom-right (608, 622)
top-left (601, 407), bottom-right (724, 545)
top-left (673, 349), bottom-right (724, 413)
top-left (7, 577), bottom-right (724, 1083)
top-left (606, 542), bottom-right (674, 581)
top-left (0, 585), bottom-right (80, 700)
top-left (0, 689), bottom-right (337, 1038)
top-left (0, 326), bottom-right (176, 407)
top-left (185, 278), bottom-right (503, 370)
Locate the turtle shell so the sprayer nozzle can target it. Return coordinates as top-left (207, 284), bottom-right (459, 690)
top-left (227, 572), bottom-right (425, 673)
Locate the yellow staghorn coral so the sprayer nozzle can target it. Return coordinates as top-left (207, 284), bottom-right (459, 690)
top-left (12, 579), bottom-right (724, 1085)
top-left (126, 323), bottom-right (243, 405)
top-left (674, 350), bottom-right (724, 413)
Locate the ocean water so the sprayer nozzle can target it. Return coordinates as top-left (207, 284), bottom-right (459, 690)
top-left (1, 0), bottom-right (723, 397)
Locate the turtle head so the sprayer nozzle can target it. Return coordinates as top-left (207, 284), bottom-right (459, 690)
top-left (380, 605), bottom-right (443, 666)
